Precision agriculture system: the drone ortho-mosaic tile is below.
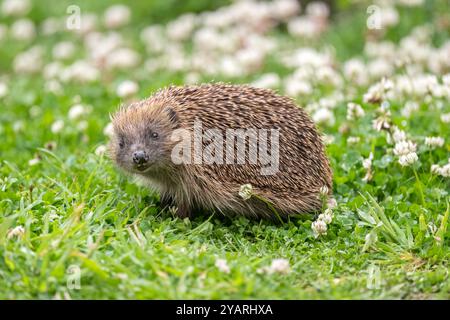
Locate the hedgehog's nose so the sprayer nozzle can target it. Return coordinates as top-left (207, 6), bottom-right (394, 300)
top-left (133, 150), bottom-right (148, 165)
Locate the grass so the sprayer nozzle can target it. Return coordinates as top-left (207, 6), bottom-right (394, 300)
top-left (0, 0), bottom-right (449, 299)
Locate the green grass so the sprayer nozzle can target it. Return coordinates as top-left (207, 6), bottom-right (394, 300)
top-left (0, 0), bottom-right (449, 299)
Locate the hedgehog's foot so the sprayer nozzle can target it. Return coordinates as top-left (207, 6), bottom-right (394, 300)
top-left (176, 204), bottom-right (191, 219)
top-left (159, 194), bottom-right (174, 209)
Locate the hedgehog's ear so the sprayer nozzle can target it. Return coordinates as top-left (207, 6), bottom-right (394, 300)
top-left (164, 107), bottom-right (178, 125)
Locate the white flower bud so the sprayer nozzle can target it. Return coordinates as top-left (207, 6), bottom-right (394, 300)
top-left (425, 137), bottom-right (444, 148)
top-left (312, 220), bottom-right (327, 238)
top-left (398, 152), bottom-right (418, 166)
top-left (239, 184), bottom-right (253, 200)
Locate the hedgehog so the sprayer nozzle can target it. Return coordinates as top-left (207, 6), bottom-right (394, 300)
top-left (109, 83), bottom-right (332, 220)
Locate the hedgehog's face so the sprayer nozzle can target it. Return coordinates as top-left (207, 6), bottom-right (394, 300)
top-left (109, 105), bottom-right (177, 175)
top-left (111, 122), bottom-right (168, 174)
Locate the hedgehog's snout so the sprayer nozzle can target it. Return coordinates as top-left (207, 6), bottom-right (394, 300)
top-left (133, 150), bottom-right (148, 164)
top-left (132, 150), bottom-right (150, 171)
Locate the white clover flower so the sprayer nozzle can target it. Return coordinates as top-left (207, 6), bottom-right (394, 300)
top-left (372, 109), bottom-right (391, 132)
top-left (441, 113), bottom-right (450, 124)
top-left (116, 273), bottom-right (129, 281)
top-left (13, 46), bottom-right (43, 74)
top-left (306, 1), bottom-right (329, 18)
top-left (443, 74), bottom-right (450, 86)
top-left (73, 13), bottom-right (98, 35)
top-left (343, 58), bottom-right (368, 86)
top-left (193, 27), bottom-right (220, 51)
top-left (320, 96), bottom-right (340, 109)
top-left (381, 100), bottom-right (391, 110)
top-left (103, 122), bottom-right (114, 137)
top-left (362, 152), bottom-right (373, 182)
top-left (11, 18), bottom-right (35, 41)
top-left (184, 72), bottom-right (200, 85)
top-left (430, 84), bottom-right (446, 98)
top-left (398, 152), bottom-right (418, 167)
top-left (219, 56), bottom-right (243, 78)
top-left (318, 208), bottom-right (333, 224)
top-left (431, 164), bottom-right (441, 174)
top-left (95, 145), bottom-right (108, 156)
top-left (239, 184), bottom-right (253, 200)
top-left (425, 137), bottom-right (444, 148)
top-left (313, 108), bottom-right (335, 126)
top-left (257, 258), bottom-right (291, 275)
top-left (252, 73), bottom-right (281, 89)
top-left (401, 101), bottom-right (419, 118)
top-left (287, 17), bottom-right (319, 38)
top-left (7, 226), bottom-right (25, 239)
top-left (116, 80), bottom-right (139, 98)
top-left (43, 61), bottom-right (64, 79)
top-left (380, 7), bottom-right (399, 28)
top-left (267, 258), bottom-right (290, 274)
top-left (362, 152), bottom-right (373, 170)
top-left (0, 82), bottom-right (8, 98)
top-left (45, 80), bottom-right (63, 95)
top-left (41, 17), bottom-right (62, 35)
top-left (319, 185), bottom-right (329, 197)
top-left (29, 105), bottom-right (41, 117)
top-left (52, 41), bottom-right (75, 60)
top-left (166, 13), bottom-right (196, 41)
top-left (363, 78), bottom-right (393, 103)
top-left (28, 157), bottom-right (40, 166)
top-left (346, 102), bottom-right (365, 121)
top-left (311, 219), bottom-right (327, 238)
top-left (284, 79), bottom-right (313, 96)
top-left (215, 259), bottom-right (230, 274)
top-left (61, 60), bottom-right (99, 83)
top-left (51, 120), bottom-right (64, 134)
top-left (318, 214), bottom-right (332, 224)
top-left (365, 41), bottom-right (396, 59)
top-left (440, 164), bottom-right (450, 177)
top-left (316, 66), bottom-right (342, 87)
top-left (398, 0), bottom-right (424, 6)
top-left (164, 49), bottom-right (187, 72)
top-left (68, 104), bottom-right (87, 120)
top-left (392, 126), bottom-right (406, 143)
top-left (236, 48), bottom-right (265, 72)
top-left (393, 140), bottom-right (416, 156)
top-left (347, 136), bottom-right (360, 145)
top-left (322, 134), bottom-right (335, 145)
top-left (431, 163), bottom-right (450, 178)
top-left (13, 121), bottom-right (24, 133)
top-left (86, 32), bottom-right (123, 62)
top-left (105, 48), bottom-right (140, 70)
top-left (76, 120), bottom-right (88, 131)
top-left (271, 0), bottom-right (300, 21)
top-left (368, 59), bottom-right (394, 79)
top-left (1, 0), bottom-right (30, 17)
top-left (140, 25), bottom-right (167, 52)
top-left (327, 198), bottom-right (338, 209)
top-left (104, 4), bottom-right (131, 29)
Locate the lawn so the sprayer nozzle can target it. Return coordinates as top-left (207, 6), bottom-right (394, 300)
top-left (0, 0), bottom-right (449, 299)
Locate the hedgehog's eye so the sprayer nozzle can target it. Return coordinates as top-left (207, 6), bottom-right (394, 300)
top-left (151, 132), bottom-right (159, 139)
top-left (118, 137), bottom-right (125, 148)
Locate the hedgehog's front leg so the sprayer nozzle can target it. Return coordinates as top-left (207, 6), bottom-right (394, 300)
top-left (176, 203), bottom-right (191, 219)
top-left (159, 193), bottom-right (174, 209)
